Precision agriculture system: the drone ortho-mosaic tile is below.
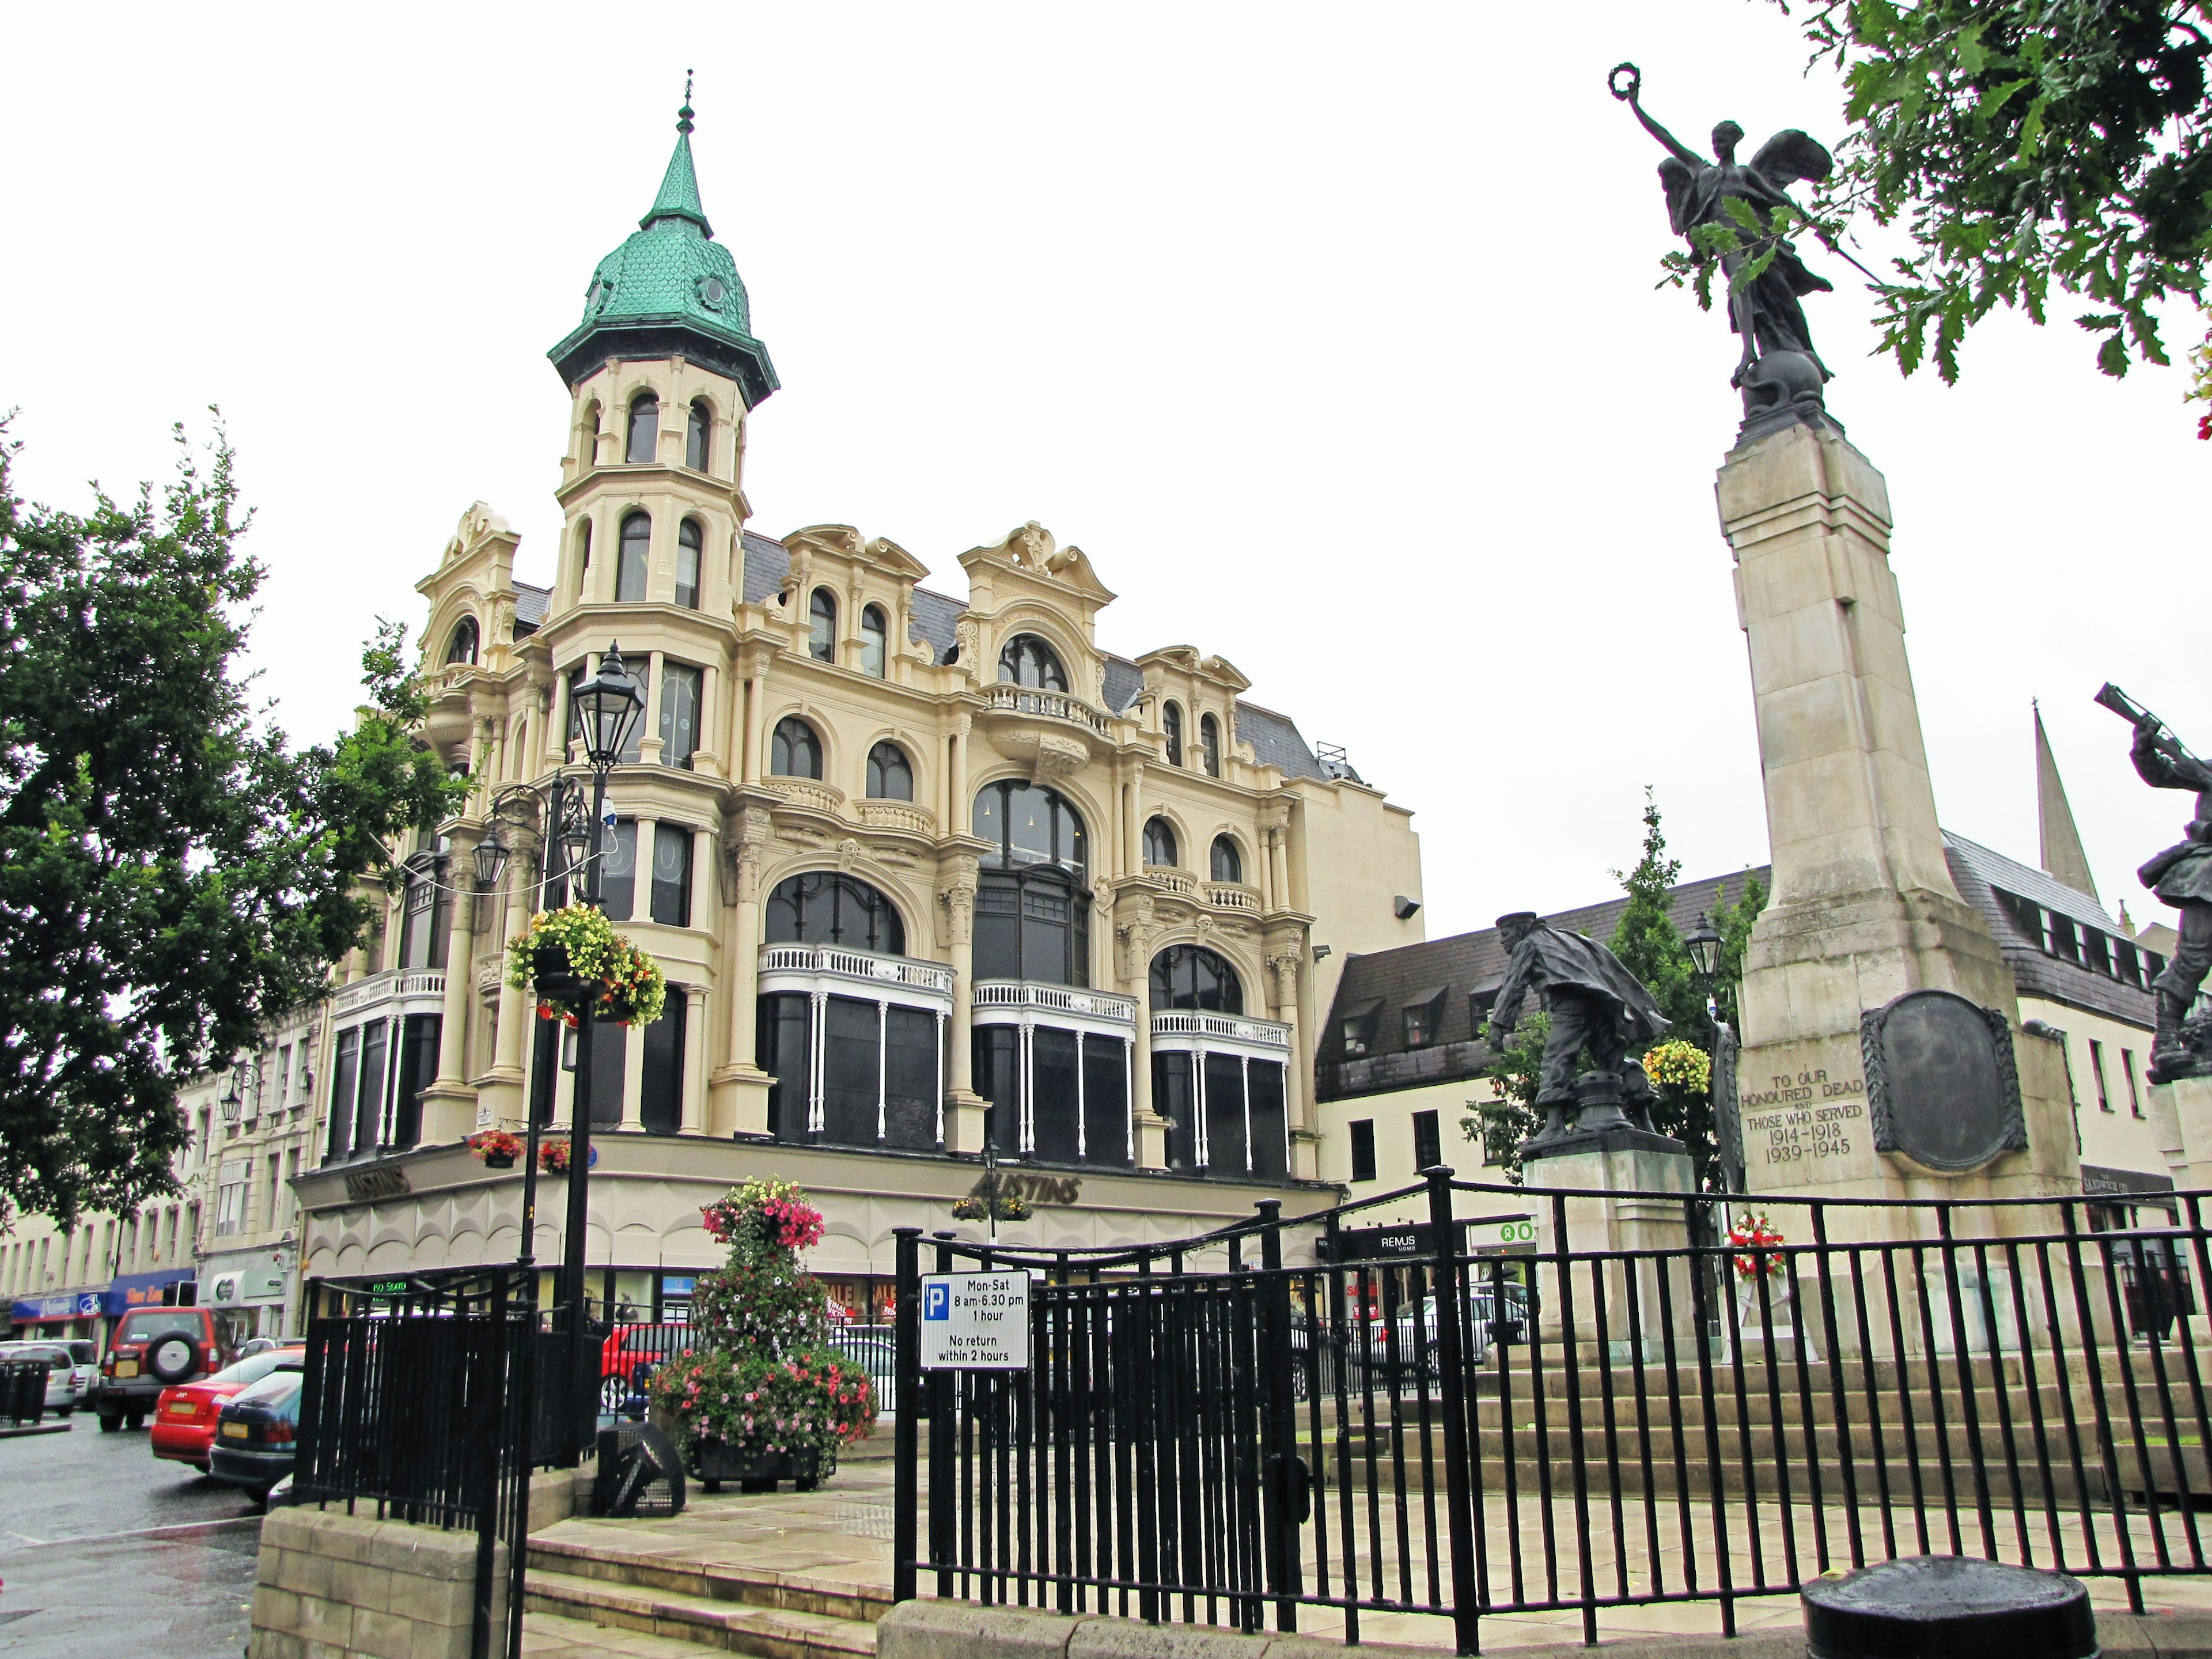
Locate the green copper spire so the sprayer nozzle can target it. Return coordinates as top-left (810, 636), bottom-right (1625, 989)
top-left (548, 78), bottom-right (779, 409)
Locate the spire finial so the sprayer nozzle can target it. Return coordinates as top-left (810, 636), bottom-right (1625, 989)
top-left (678, 70), bottom-right (694, 135)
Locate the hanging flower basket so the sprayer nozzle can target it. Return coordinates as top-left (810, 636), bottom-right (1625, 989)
top-left (701, 1177), bottom-right (825, 1252)
top-left (1642, 1038), bottom-right (1713, 1094)
top-left (952, 1191), bottom-right (1031, 1223)
top-left (468, 1128), bottom-right (522, 1168)
top-left (539, 1137), bottom-right (572, 1175)
top-left (506, 904), bottom-right (667, 1028)
top-left (1727, 1212), bottom-right (1787, 1281)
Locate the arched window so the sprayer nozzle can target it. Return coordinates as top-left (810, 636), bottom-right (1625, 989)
top-left (579, 402), bottom-right (601, 467)
top-left (575, 518), bottom-right (592, 582)
top-left (675, 519), bottom-right (702, 609)
top-left (1200, 713), bottom-right (1222, 777)
top-left (1210, 835), bottom-right (1243, 884)
top-left (859, 604), bottom-right (888, 677)
top-left (766, 872), bottom-right (906, 955)
top-left (1162, 701), bottom-right (1184, 766)
top-left (770, 716), bottom-right (823, 780)
top-left (444, 617), bottom-right (479, 666)
top-left (1149, 944), bottom-right (1245, 1013)
top-left (685, 399), bottom-right (711, 471)
top-left (971, 782), bottom-right (1090, 987)
top-left (1143, 817), bottom-right (1178, 868)
top-left (866, 741), bottom-right (913, 801)
top-left (997, 633), bottom-right (1067, 690)
top-left (808, 588), bottom-right (837, 662)
top-left (626, 393), bottom-right (658, 464)
top-left (618, 511), bottom-right (651, 603)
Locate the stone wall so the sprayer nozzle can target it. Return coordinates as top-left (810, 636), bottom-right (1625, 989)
top-left (248, 1505), bottom-right (499, 1659)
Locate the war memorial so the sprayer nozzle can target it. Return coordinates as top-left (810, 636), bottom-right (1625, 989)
top-left (248, 69), bottom-right (2212, 1659)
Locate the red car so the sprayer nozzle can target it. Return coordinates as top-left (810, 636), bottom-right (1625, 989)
top-left (597, 1324), bottom-right (691, 1411)
top-left (150, 1346), bottom-right (304, 1471)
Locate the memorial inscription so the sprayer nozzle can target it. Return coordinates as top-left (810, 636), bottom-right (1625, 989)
top-left (1741, 1066), bottom-right (1866, 1168)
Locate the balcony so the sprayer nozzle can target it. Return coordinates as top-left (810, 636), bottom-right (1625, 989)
top-left (329, 968), bottom-right (446, 1022)
top-left (972, 980), bottom-right (1139, 1035)
top-left (979, 681), bottom-right (1113, 737)
top-left (757, 942), bottom-right (954, 1011)
top-left (1151, 1010), bottom-right (1292, 1054)
top-left (975, 683), bottom-right (1112, 778)
top-left (1143, 871), bottom-right (1263, 912)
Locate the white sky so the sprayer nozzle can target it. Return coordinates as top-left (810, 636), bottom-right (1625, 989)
top-left (3, 3), bottom-right (2204, 944)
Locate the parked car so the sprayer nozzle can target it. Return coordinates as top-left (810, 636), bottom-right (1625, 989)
top-left (0, 1342), bottom-right (79, 1416)
top-left (151, 1346), bottom-right (305, 1472)
top-left (597, 1323), bottom-right (693, 1412)
top-left (1375, 1283), bottom-right (1532, 1377)
top-left (92, 1306), bottom-right (232, 1431)
top-left (208, 1368), bottom-right (304, 1505)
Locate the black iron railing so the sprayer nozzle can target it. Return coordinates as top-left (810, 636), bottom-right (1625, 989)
top-left (892, 1171), bottom-right (2212, 1654)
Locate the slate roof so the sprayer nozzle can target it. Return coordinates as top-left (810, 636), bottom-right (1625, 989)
top-left (1317, 869), bottom-right (1767, 1101)
top-left (1943, 831), bottom-right (2159, 1028)
top-left (512, 581), bottom-right (551, 636)
top-left (734, 536), bottom-right (1326, 777)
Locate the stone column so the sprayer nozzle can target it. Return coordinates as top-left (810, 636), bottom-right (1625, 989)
top-left (940, 855), bottom-right (987, 1153)
top-left (419, 833), bottom-right (483, 1145)
top-left (695, 663), bottom-right (724, 779)
top-left (619, 1022), bottom-right (646, 1131)
top-left (475, 829), bottom-right (539, 1126)
top-left (638, 650), bottom-right (666, 766)
top-left (1115, 893), bottom-right (1169, 1169)
top-left (707, 801), bottom-right (774, 1137)
top-left (1268, 943), bottom-right (1313, 1177)
top-left (679, 986), bottom-right (707, 1134)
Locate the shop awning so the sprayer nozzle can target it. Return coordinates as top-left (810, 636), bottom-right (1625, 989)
top-left (102, 1266), bottom-right (199, 1316)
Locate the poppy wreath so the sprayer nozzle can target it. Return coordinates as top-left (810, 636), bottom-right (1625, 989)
top-left (506, 903), bottom-right (668, 1028)
top-left (1726, 1211), bottom-right (1787, 1281)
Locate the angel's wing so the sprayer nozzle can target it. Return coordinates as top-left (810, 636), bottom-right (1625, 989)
top-left (1747, 129), bottom-right (1833, 191)
top-left (1658, 156), bottom-right (1698, 237)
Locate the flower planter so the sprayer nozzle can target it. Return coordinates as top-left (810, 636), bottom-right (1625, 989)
top-left (532, 941), bottom-right (590, 1003)
top-left (690, 1437), bottom-right (822, 1494)
top-left (482, 1152), bottom-right (516, 1169)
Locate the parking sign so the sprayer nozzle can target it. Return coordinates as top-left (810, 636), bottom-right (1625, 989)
top-left (919, 1271), bottom-right (1030, 1370)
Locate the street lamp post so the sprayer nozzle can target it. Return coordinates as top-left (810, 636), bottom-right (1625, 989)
top-left (1683, 912), bottom-right (1742, 1192)
top-left (550, 644), bottom-right (644, 1458)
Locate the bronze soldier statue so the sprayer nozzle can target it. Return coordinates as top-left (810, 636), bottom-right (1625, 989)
top-left (2100, 684), bottom-right (2212, 1080)
top-left (1488, 912), bottom-right (1673, 1144)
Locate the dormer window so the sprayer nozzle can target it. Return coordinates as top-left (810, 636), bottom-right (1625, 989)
top-left (444, 617), bottom-right (479, 666)
top-left (860, 604), bottom-right (888, 677)
top-left (1143, 817), bottom-right (1178, 868)
top-left (998, 633), bottom-right (1066, 691)
top-left (1200, 713), bottom-right (1222, 777)
top-left (686, 400), bottom-right (711, 471)
top-left (808, 589), bottom-right (837, 662)
top-left (627, 394), bottom-right (658, 464)
top-left (1162, 700), bottom-right (1184, 766)
top-left (1402, 986), bottom-right (1449, 1050)
top-left (1338, 999), bottom-right (1381, 1058)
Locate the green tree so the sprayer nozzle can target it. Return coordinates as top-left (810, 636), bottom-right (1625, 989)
top-left (1461, 1011), bottom-right (1549, 1184)
top-left (1762, 0), bottom-right (2212, 419)
top-left (0, 418), bottom-right (464, 1230)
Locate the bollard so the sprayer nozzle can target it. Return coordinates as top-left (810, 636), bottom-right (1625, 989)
top-left (1804, 1556), bottom-right (2097, 1659)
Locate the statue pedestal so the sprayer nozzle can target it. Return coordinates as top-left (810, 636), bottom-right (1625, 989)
top-left (1521, 1108), bottom-right (1696, 1361)
top-left (2149, 1074), bottom-right (2212, 1192)
top-left (1717, 422), bottom-right (2078, 1221)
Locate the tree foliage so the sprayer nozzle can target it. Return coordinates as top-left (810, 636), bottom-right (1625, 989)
top-left (1773, 0), bottom-right (2212, 407)
top-left (0, 418), bottom-right (464, 1230)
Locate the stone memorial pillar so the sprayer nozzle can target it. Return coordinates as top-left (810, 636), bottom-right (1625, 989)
top-left (1718, 422), bottom-right (2078, 1220)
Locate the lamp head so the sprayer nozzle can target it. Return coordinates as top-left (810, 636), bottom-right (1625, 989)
top-left (1685, 911), bottom-right (1724, 981)
top-left (570, 642), bottom-right (646, 770)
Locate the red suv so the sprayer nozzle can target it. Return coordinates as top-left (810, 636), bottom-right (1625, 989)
top-left (93, 1307), bottom-right (230, 1431)
top-left (597, 1324), bottom-right (691, 1412)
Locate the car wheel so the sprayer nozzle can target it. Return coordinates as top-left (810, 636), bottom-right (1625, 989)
top-left (599, 1375), bottom-right (629, 1414)
top-left (147, 1334), bottom-right (202, 1385)
top-left (98, 1412), bottom-right (122, 1433)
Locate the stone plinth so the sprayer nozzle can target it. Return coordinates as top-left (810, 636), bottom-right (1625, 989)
top-left (249, 1505), bottom-right (501, 1659)
top-left (2149, 1074), bottom-right (2212, 1194)
top-left (1717, 422), bottom-right (2079, 1216)
top-left (1522, 1124), bottom-right (1695, 1360)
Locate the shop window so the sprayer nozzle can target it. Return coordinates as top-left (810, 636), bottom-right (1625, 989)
top-left (808, 589), bottom-right (837, 661)
top-left (392, 1013), bottom-right (437, 1150)
top-left (685, 399), bottom-right (711, 471)
top-left (658, 664), bottom-right (701, 767)
top-left (353, 1021), bottom-right (388, 1156)
top-left (771, 716), bottom-right (822, 779)
top-left (327, 1029), bottom-right (359, 1160)
top-left (766, 872), bottom-right (907, 955)
top-left (651, 824), bottom-right (693, 927)
top-left (1210, 835), bottom-right (1242, 884)
top-left (675, 520), bottom-right (702, 609)
top-left (997, 633), bottom-right (1066, 690)
top-left (618, 512), bottom-right (651, 602)
top-left (640, 992), bottom-right (687, 1134)
top-left (1162, 701), bottom-right (1183, 766)
top-left (1143, 817), bottom-right (1177, 868)
top-left (861, 604), bottom-right (888, 677)
top-left (866, 741), bottom-right (912, 801)
top-left (627, 393), bottom-right (658, 463)
top-left (759, 993), bottom-right (811, 1139)
top-left (1350, 1118), bottom-right (1377, 1183)
top-left (1248, 1061), bottom-right (1287, 1179)
top-left (1150, 944), bottom-right (1244, 1013)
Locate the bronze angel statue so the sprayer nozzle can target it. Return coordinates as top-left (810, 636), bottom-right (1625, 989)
top-left (1610, 63), bottom-right (1836, 390)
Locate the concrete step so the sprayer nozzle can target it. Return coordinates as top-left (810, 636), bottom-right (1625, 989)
top-left (527, 1533), bottom-right (895, 1624)
top-left (524, 1564), bottom-right (878, 1659)
top-left (527, 1608), bottom-right (746, 1657)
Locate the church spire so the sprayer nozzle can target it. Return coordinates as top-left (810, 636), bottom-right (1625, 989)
top-left (642, 73), bottom-right (710, 234)
top-left (2034, 701), bottom-right (2100, 902)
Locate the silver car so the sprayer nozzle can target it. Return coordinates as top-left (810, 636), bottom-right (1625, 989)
top-left (1, 1342), bottom-right (80, 1415)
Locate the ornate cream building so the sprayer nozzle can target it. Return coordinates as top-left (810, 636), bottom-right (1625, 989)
top-left (291, 97), bottom-right (1423, 1315)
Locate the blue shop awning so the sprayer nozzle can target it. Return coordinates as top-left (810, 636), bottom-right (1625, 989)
top-left (101, 1267), bottom-right (198, 1316)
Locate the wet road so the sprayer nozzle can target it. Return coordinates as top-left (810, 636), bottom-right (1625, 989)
top-left (0, 1415), bottom-right (262, 1658)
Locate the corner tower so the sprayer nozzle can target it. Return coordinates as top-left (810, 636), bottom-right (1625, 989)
top-left (548, 88), bottom-right (777, 621)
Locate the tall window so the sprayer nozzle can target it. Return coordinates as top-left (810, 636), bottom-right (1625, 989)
top-left (685, 400), bottom-right (711, 471)
top-left (327, 1029), bottom-right (359, 1160)
top-left (1143, 817), bottom-right (1177, 868)
top-left (579, 402), bottom-right (600, 467)
top-left (1210, 835), bottom-right (1243, 884)
top-left (600, 819), bottom-right (639, 921)
top-left (771, 716), bottom-right (823, 779)
top-left (1412, 1109), bottom-right (1442, 1172)
top-left (617, 659), bottom-right (650, 763)
top-left (998, 633), bottom-right (1067, 690)
top-left (1349, 1119), bottom-right (1377, 1183)
top-left (1200, 713), bottom-right (1222, 777)
top-left (2089, 1038), bottom-right (2112, 1111)
top-left (215, 1160), bottom-right (248, 1236)
top-left (860, 604), bottom-right (888, 677)
top-left (1149, 944), bottom-right (1244, 1013)
top-left (641, 991), bottom-right (687, 1134)
top-left (618, 511), bottom-right (651, 602)
top-left (396, 868), bottom-right (451, 971)
top-left (2123, 1047), bottom-right (2144, 1116)
top-left (626, 393), bottom-right (658, 463)
top-left (809, 589), bottom-right (837, 661)
top-left (766, 872), bottom-right (907, 954)
top-left (1162, 701), bottom-right (1183, 766)
top-left (575, 518), bottom-right (592, 585)
top-left (972, 782), bottom-right (1089, 987)
top-left (651, 824), bottom-right (693, 927)
top-left (659, 663), bottom-right (701, 767)
top-left (675, 520), bottom-right (702, 609)
top-left (866, 741), bottom-right (913, 801)
top-left (445, 617), bottom-right (479, 665)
